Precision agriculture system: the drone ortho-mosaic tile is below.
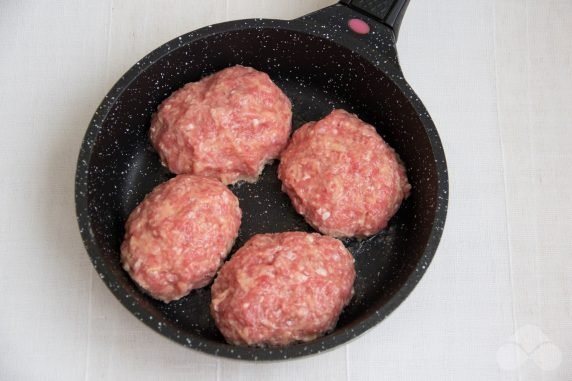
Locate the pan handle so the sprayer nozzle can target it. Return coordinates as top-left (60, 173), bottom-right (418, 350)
top-left (339, 0), bottom-right (410, 39)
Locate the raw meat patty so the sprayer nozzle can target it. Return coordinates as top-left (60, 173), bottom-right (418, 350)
top-left (150, 65), bottom-right (292, 184)
top-left (121, 175), bottom-right (241, 303)
top-left (210, 232), bottom-right (355, 346)
top-left (278, 109), bottom-right (411, 238)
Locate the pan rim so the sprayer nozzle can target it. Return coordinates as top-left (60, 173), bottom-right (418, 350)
top-left (75, 17), bottom-right (448, 361)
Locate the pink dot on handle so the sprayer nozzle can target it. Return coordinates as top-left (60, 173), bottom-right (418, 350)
top-left (348, 18), bottom-right (370, 35)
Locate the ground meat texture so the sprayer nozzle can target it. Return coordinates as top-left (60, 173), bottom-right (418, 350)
top-left (210, 232), bottom-right (355, 346)
top-left (278, 109), bottom-right (411, 238)
top-left (120, 175), bottom-right (241, 303)
top-left (149, 65), bottom-right (292, 184)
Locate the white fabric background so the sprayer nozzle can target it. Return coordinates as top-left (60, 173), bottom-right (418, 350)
top-left (1, 0), bottom-right (571, 379)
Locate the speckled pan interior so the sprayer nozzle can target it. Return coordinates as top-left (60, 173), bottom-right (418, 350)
top-left (75, 4), bottom-right (448, 361)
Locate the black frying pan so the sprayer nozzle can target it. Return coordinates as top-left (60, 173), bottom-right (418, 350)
top-left (75, 0), bottom-right (448, 361)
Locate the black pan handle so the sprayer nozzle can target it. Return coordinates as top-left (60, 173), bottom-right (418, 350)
top-left (340, 0), bottom-right (410, 39)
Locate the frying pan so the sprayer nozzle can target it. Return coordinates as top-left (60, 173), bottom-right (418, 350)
top-left (75, 0), bottom-right (448, 361)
